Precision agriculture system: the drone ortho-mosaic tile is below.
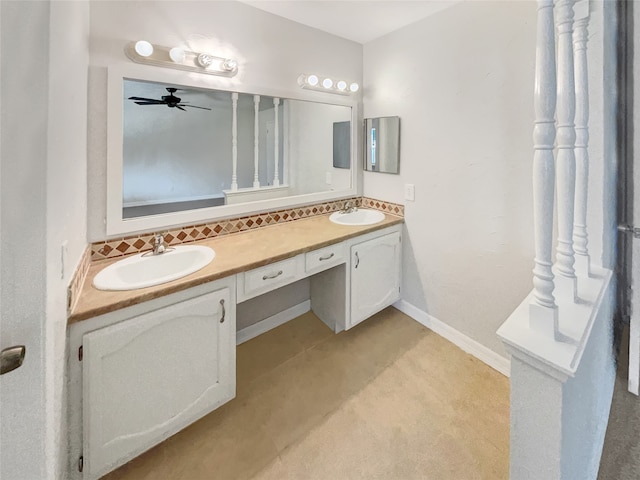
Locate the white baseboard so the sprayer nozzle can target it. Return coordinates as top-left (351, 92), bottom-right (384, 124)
top-left (236, 300), bottom-right (311, 345)
top-left (393, 299), bottom-right (511, 377)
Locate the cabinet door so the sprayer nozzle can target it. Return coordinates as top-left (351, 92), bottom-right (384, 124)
top-left (350, 232), bottom-right (401, 328)
top-left (82, 288), bottom-right (234, 479)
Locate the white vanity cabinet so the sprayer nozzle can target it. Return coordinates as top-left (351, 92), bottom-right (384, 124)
top-left (68, 220), bottom-right (404, 478)
top-left (349, 230), bottom-right (401, 328)
top-left (309, 225), bottom-right (402, 333)
top-left (68, 279), bottom-right (236, 480)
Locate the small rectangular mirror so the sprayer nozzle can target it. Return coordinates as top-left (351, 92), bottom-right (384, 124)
top-left (364, 116), bottom-right (400, 174)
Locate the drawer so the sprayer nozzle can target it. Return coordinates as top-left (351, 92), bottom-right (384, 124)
top-left (237, 256), bottom-right (303, 302)
top-left (305, 243), bottom-right (345, 275)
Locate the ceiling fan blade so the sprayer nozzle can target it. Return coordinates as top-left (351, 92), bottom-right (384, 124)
top-left (176, 106), bottom-right (187, 111)
top-left (182, 104), bottom-right (212, 110)
top-left (128, 96), bottom-right (165, 102)
top-left (134, 101), bottom-right (166, 105)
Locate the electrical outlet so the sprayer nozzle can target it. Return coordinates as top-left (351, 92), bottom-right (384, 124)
top-left (404, 184), bottom-right (415, 202)
top-left (326, 172), bottom-right (332, 184)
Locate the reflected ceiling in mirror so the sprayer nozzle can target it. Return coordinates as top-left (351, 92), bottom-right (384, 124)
top-left (106, 66), bottom-right (358, 236)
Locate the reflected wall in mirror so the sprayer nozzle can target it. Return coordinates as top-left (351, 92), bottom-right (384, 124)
top-left (122, 79), bottom-right (352, 219)
top-left (365, 116), bottom-right (400, 174)
top-left (106, 66), bottom-right (359, 236)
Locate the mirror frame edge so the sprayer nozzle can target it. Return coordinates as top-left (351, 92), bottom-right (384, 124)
top-left (106, 64), bottom-right (361, 237)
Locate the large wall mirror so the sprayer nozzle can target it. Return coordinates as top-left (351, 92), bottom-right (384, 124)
top-left (106, 66), bottom-right (358, 236)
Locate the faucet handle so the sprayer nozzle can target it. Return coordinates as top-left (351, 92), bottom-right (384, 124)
top-left (153, 232), bottom-right (167, 254)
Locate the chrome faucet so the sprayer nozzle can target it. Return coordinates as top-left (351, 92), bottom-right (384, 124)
top-left (341, 201), bottom-right (357, 214)
top-left (152, 233), bottom-right (167, 255)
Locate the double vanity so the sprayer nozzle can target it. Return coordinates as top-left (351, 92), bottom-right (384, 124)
top-left (67, 209), bottom-right (403, 479)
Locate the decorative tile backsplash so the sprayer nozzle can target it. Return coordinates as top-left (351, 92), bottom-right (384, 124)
top-left (67, 245), bottom-right (92, 313)
top-left (89, 196), bottom-right (404, 262)
top-left (361, 197), bottom-right (404, 216)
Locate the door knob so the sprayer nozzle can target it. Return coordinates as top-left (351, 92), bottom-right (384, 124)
top-left (1, 345), bottom-right (25, 375)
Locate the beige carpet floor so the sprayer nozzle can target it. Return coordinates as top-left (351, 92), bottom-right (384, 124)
top-left (105, 307), bottom-right (509, 480)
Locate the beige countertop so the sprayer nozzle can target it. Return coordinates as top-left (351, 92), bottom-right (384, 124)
top-left (69, 212), bottom-right (404, 324)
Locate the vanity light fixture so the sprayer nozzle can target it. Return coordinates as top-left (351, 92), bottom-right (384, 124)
top-left (125, 41), bottom-right (238, 78)
top-left (197, 53), bottom-right (214, 67)
top-left (297, 73), bottom-right (359, 96)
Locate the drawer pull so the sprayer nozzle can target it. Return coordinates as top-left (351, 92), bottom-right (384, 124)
top-left (262, 270), bottom-right (283, 280)
top-left (319, 253), bottom-right (335, 261)
top-left (355, 252), bottom-right (359, 268)
top-left (220, 299), bottom-right (226, 323)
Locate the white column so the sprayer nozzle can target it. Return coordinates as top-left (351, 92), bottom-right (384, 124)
top-left (282, 99), bottom-right (289, 186)
top-left (573, 15), bottom-right (590, 276)
top-left (554, 0), bottom-right (578, 301)
top-left (273, 97), bottom-right (280, 187)
top-left (230, 92), bottom-right (238, 191)
top-left (529, 0), bottom-right (559, 335)
top-left (253, 95), bottom-right (260, 188)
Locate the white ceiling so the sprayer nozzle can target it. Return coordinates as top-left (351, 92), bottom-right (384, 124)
top-left (239, 1), bottom-right (461, 44)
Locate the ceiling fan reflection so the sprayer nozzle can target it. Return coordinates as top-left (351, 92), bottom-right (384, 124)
top-left (128, 87), bottom-right (211, 111)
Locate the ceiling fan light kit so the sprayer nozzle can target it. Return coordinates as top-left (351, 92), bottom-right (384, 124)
top-left (125, 41), bottom-right (238, 78)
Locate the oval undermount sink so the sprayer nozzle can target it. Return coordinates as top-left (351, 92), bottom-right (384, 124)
top-left (329, 209), bottom-right (385, 226)
top-left (93, 245), bottom-right (215, 291)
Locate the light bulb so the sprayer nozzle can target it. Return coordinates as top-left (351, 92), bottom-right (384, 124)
top-left (197, 53), bottom-right (214, 67)
top-left (222, 58), bottom-right (237, 71)
top-left (322, 78), bottom-right (333, 89)
top-left (169, 47), bottom-right (185, 63)
top-left (336, 80), bottom-right (347, 91)
top-left (307, 74), bottom-right (319, 86)
top-left (134, 40), bottom-right (154, 57)
top-left (349, 82), bottom-right (360, 93)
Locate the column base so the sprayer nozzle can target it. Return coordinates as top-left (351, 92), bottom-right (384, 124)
top-left (554, 273), bottom-right (578, 303)
top-left (529, 302), bottom-right (559, 339)
top-left (574, 253), bottom-right (591, 278)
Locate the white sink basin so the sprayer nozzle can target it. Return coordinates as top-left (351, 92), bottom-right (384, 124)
top-left (329, 209), bottom-right (385, 226)
top-left (93, 245), bottom-right (215, 291)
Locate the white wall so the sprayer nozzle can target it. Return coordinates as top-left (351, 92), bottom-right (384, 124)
top-left (88, 0), bottom-right (362, 242)
top-left (46, 1), bottom-right (90, 476)
top-left (561, 283), bottom-right (616, 479)
top-left (363, 1), bottom-right (536, 356)
top-left (0, 1), bottom-right (89, 478)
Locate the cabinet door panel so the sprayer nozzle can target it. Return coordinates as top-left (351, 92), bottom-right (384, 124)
top-left (350, 232), bottom-right (401, 328)
top-left (83, 289), bottom-right (234, 479)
